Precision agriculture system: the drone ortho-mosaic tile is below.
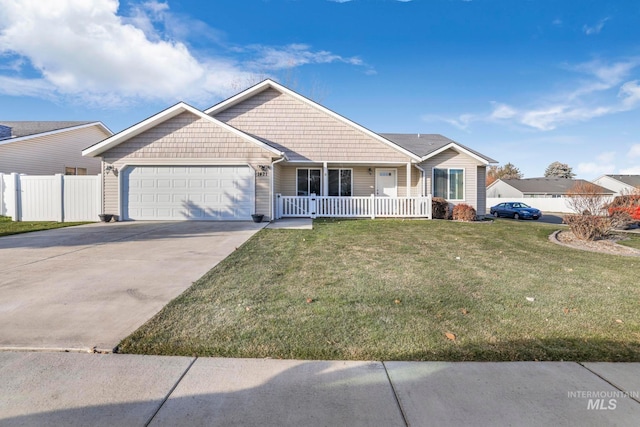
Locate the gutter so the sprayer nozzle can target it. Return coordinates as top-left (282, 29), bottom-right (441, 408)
top-left (413, 163), bottom-right (427, 197)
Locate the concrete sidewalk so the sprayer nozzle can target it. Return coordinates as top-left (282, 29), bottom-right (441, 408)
top-left (1, 352), bottom-right (639, 426)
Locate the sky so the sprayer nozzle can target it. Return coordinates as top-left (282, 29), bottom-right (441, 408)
top-left (1, 0), bottom-right (639, 179)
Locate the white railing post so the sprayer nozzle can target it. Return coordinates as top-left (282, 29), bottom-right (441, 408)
top-left (0, 173), bottom-right (4, 217)
top-left (276, 193), bottom-right (282, 219)
top-left (309, 193), bottom-right (317, 219)
top-left (370, 194), bottom-right (375, 219)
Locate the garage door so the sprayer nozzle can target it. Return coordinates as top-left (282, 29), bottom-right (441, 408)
top-left (123, 166), bottom-right (254, 220)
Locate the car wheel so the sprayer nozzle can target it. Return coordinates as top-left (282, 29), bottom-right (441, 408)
top-left (493, 211), bottom-right (499, 218)
top-left (514, 213), bottom-right (520, 220)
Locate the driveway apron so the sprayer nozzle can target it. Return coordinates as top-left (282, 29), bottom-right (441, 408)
top-left (0, 221), bottom-right (265, 352)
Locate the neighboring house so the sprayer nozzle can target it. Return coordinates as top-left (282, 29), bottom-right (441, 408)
top-left (592, 175), bottom-right (640, 196)
top-left (487, 178), bottom-right (615, 199)
top-left (82, 79), bottom-right (496, 221)
top-left (0, 121), bottom-right (112, 175)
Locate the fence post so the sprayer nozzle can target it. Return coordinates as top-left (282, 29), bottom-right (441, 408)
top-left (11, 173), bottom-right (20, 221)
top-left (55, 174), bottom-right (64, 222)
top-left (0, 173), bottom-right (4, 217)
top-left (370, 194), bottom-right (375, 219)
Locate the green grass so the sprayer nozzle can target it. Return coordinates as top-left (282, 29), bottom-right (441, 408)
top-left (118, 219), bottom-right (640, 361)
top-left (0, 216), bottom-right (88, 237)
top-left (617, 233), bottom-right (640, 249)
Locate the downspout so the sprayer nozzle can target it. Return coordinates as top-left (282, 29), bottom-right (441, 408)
top-left (413, 163), bottom-right (427, 196)
top-left (270, 156), bottom-right (286, 221)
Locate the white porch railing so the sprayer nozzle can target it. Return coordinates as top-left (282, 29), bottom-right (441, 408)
top-left (276, 194), bottom-right (432, 219)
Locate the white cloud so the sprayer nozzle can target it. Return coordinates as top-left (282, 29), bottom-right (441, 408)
top-left (628, 144), bottom-right (640, 158)
top-left (619, 166), bottom-right (640, 174)
top-left (577, 151), bottom-right (617, 175)
top-left (583, 17), bottom-right (610, 35)
top-left (0, 0), bottom-right (367, 107)
top-left (431, 58), bottom-right (640, 131)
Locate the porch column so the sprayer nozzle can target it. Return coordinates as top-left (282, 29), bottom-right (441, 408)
top-left (323, 162), bottom-right (328, 196)
top-left (406, 163), bottom-right (412, 197)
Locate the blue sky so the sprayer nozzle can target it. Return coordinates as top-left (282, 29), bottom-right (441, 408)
top-left (1, 0), bottom-right (639, 179)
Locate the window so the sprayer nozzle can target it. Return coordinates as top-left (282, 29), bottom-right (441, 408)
top-left (328, 169), bottom-right (352, 196)
top-left (433, 168), bottom-right (464, 200)
top-left (297, 169), bottom-right (322, 196)
top-left (65, 167), bottom-right (87, 176)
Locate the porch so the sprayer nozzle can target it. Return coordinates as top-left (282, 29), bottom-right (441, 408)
top-left (275, 194), bottom-right (432, 219)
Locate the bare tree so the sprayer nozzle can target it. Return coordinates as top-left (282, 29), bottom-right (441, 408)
top-left (487, 162), bottom-right (523, 186)
top-left (564, 181), bottom-right (609, 215)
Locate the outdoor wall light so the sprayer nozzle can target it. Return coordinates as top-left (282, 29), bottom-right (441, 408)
top-left (368, 168), bottom-right (372, 175)
top-left (105, 165), bottom-right (118, 175)
top-left (258, 165), bottom-right (269, 171)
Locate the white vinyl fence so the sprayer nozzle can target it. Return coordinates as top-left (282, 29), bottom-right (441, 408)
top-left (0, 173), bottom-right (101, 222)
top-left (486, 197), bottom-right (614, 214)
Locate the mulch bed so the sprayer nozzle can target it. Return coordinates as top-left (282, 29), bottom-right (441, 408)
top-left (550, 230), bottom-right (640, 257)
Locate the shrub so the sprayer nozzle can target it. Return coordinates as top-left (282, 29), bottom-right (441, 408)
top-left (565, 182), bottom-right (609, 216)
top-left (432, 197), bottom-right (449, 219)
top-left (607, 195), bottom-right (640, 221)
top-left (563, 214), bottom-right (611, 241)
top-left (452, 203), bottom-right (477, 222)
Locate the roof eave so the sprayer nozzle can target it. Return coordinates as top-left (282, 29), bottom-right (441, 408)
top-left (420, 142), bottom-right (496, 165)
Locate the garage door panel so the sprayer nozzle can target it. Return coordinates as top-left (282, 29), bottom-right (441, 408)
top-left (124, 166), bottom-right (254, 221)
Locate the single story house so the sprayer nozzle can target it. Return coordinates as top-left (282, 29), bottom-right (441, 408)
top-left (82, 79), bottom-right (497, 221)
top-left (487, 178), bottom-right (615, 199)
top-left (0, 121), bottom-right (112, 175)
top-left (592, 175), bottom-right (640, 196)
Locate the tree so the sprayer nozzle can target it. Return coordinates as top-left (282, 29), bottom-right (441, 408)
top-left (544, 161), bottom-right (575, 178)
top-left (486, 162), bottom-right (523, 186)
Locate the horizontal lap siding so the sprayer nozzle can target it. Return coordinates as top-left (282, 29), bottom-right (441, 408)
top-left (213, 89), bottom-right (410, 163)
top-left (100, 112), bottom-right (273, 218)
top-left (0, 126), bottom-right (106, 175)
top-left (420, 149), bottom-right (483, 211)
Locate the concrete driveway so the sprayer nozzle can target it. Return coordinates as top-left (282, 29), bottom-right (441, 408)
top-left (0, 221), bottom-right (265, 352)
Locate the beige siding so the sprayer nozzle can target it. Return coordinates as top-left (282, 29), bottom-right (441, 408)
top-left (100, 112), bottom-right (274, 218)
top-left (420, 149), bottom-right (484, 211)
top-left (0, 126), bottom-right (107, 175)
top-left (213, 88), bottom-right (411, 163)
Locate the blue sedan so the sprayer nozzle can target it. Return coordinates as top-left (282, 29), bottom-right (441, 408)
top-left (490, 202), bottom-right (542, 220)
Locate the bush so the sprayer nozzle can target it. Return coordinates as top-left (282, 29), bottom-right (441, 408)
top-left (607, 195), bottom-right (640, 221)
top-left (432, 197), bottom-right (449, 219)
top-left (563, 214), bottom-right (612, 241)
top-left (452, 203), bottom-right (477, 222)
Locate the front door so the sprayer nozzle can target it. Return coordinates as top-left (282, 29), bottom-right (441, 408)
top-left (375, 168), bottom-right (397, 197)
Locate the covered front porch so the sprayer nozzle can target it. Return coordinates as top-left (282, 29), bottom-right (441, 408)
top-left (272, 161), bottom-right (431, 219)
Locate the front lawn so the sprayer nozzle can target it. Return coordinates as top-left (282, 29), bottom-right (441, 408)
top-left (0, 216), bottom-right (88, 237)
top-left (119, 219), bottom-right (640, 361)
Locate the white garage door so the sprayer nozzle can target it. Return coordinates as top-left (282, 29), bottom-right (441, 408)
top-left (123, 166), bottom-right (254, 220)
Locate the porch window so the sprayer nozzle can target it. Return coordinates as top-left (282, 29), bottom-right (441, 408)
top-left (328, 169), bottom-right (352, 197)
top-left (297, 169), bottom-right (322, 196)
top-left (434, 168), bottom-right (464, 200)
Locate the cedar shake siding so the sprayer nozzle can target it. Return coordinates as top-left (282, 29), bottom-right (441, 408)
top-left (420, 149), bottom-right (486, 212)
top-left (100, 112), bottom-right (275, 218)
top-left (212, 88), bottom-right (411, 163)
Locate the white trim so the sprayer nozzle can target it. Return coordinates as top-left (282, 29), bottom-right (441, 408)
top-left (0, 122), bottom-right (112, 147)
top-left (82, 102), bottom-right (285, 158)
top-left (433, 167), bottom-right (466, 201)
top-left (375, 168), bottom-right (398, 197)
top-left (270, 157), bottom-right (286, 221)
top-left (284, 160), bottom-right (414, 165)
top-left (205, 79), bottom-right (422, 162)
top-left (414, 163), bottom-right (427, 197)
top-left (421, 142), bottom-right (492, 165)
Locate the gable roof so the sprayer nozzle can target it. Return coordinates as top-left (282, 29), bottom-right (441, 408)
top-left (82, 102), bottom-right (285, 158)
top-left (495, 178), bottom-right (615, 195)
top-left (600, 174), bottom-right (640, 187)
top-left (206, 79), bottom-right (423, 162)
top-left (380, 133), bottom-right (497, 164)
top-left (0, 121), bottom-right (112, 146)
